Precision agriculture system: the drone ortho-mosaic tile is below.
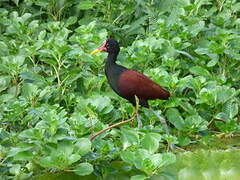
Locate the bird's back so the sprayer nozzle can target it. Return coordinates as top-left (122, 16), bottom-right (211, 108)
top-left (118, 70), bottom-right (170, 101)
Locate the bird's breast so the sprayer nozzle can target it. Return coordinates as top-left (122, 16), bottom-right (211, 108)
top-left (105, 64), bottom-right (127, 96)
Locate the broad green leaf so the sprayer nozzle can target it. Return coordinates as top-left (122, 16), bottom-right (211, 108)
top-left (9, 164), bottom-right (21, 175)
top-left (0, 75), bottom-right (11, 92)
top-left (121, 127), bottom-right (139, 150)
top-left (28, 20), bottom-right (39, 29)
top-left (215, 112), bottom-right (230, 121)
top-left (66, 16), bottom-right (77, 27)
top-left (21, 83), bottom-right (38, 98)
top-left (215, 86), bottom-right (236, 104)
top-left (179, 101), bottom-right (197, 115)
top-left (0, 41), bottom-right (9, 56)
top-left (141, 133), bottom-right (161, 154)
top-left (222, 101), bottom-right (238, 119)
top-left (39, 156), bottom-right (53, 168)
top-left (20, 13), bottom-right (32, 23)
top-left (89, 95), bottom-right (113, 114)
top-left (207, 58), bottom-right (218, 67)
top-left (20, 71), bottom-right (46, 86)
top-left (12, 55), bottom-right (25, 67)
top-left (178, 136), bottom-right (191, 146)
top-left (121, 151), bottom-right (136, 164)
top-left (150, 153), bottom-right (163, 167)
top-left (13, 151), bottom-right (34, 161)
top-left (199, 88), bottom-right (216, 105)
top-left (189, 66), bottom-right (210, 77)
top-left (78, 1), bottom-right (95, 10)
top-left (74, 162), bottom-right (93, 176)
top-left (38, 30), bottom-right (46, 40)
top-left (68, 154), bottom-right (81, 164)
top-left (166, 108), bottom-right (185, 130)
top-left (184, 115), bottom-right (208, 132)
top-left (75, 138), bottom-right (92, 156)
top-left (58, 140), bottom-right (74, 156)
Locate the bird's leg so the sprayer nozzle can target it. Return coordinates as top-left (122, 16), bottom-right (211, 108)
top-left (149, 108), bottom-right (177, 150)
top-left (134, 95), bottom-right (142, 128)
top-left (137, 113), bottom-right (143, 128)
top-left (150, 108), bottom-right (169, 134)
top-left (149, 108), bottom-right (186, 151)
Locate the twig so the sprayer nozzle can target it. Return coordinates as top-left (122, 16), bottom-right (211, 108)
top-left (90, 96), bottom-right (139, 141)
top-left (90, 115), bottom-right (136, 141)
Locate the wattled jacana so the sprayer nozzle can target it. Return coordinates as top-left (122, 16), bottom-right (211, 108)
top-left (91, 38), bottom-right (170, 131)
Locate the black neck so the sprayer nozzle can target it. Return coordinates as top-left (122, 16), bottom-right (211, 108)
top-left (107, 52), bottom-right (119, 64)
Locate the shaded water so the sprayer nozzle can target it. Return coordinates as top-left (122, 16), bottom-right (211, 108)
top-left (33, 137), bottom-right (240, 180)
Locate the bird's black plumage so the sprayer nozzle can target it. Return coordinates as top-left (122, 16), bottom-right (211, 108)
top-left (92, 38), bottom-right (170, 108)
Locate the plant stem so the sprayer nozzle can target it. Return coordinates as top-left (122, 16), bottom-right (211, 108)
top-left (90, 96), bottom-right (139, 141)
top-left (90, 114), bottom-right (136, 141)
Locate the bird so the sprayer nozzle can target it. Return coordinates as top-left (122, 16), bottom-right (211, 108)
top-left (91, 38), bottom-right (170, 131)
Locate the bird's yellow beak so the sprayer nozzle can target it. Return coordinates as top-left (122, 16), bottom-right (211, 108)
top-left (91, 49), bottom-right (102, 54)
top-left (91, 41), bottom-right (108, 55)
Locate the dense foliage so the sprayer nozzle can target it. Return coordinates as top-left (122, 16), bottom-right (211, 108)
top-left (0, 0), bottom-right (240, 179)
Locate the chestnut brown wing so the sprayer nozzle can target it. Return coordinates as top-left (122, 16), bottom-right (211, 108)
top-left (118, 70), bottom-right (170, 100)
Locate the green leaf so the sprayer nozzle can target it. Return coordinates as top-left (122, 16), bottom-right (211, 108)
top-left (21, 83), bottom-right (38, 98)
top-left (0, 75), bottom-right (11, 93)
top-left (9, 164), bottom-right (21, 175)
top-left (78, 1), bottom-right (95, 10)
top-left (184, 115), bottom-right (208, 132)
top-left (207, 58), bottom-right (218, 67)
top-left (150, 153), bottom-right (163, 167)
top-left (20, 71), bottom-right (46, 86)
top-left (178, 136), bottom-right (191, 146)
top-left (141, 133), bottom-right (161, 154)
top-left (75, 138), bottom-right (92, 156)
top-left (74, 162), bottom-right (93, 176)
top-left (190, 66), bottom-right (210, 77)
top-left (28, 20), bottom-right (39, 29)
top-left (13, 55), bottom-right (25, 67)
top-left (13, 151), bottom-right (34, 161)
top-left (38, 30), bottom-right (46, 40)
top-left (66, 16), bottom-right (77, 27)
top-left (161, 152), bottom-right (176, 166)
top-left (215, 86), bottom-right (236, 104)
top-left (222, 101), bottom-right (238, 119)
top-left (58, 140), bottom-right (74, 156)
top-left (0, 41), bottom-right (9, 56)
top-left (121, 127), bottom-right (139, 150)
top-left (179, 101), bottom-right (197, 115)
top-left (39, 156), bottom-right (53, 168)
top-left (89, 95), bottom-right (113, 114)
top-left (12, 0), bottom-right (19, 6)
top-left (166, 108), bottom-right (185, 130)
top-left (120, 151), bottom-right (136, 164)
top-left (131, 175), bottom-right (147, 180)
top-left (68, 154), bottom-right (81, 164)
top-left (199, 88), bottom-right (216, 105)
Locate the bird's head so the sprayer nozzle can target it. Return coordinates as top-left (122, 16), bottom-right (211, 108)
top-left (91, 38), bottom-right (120, 55)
